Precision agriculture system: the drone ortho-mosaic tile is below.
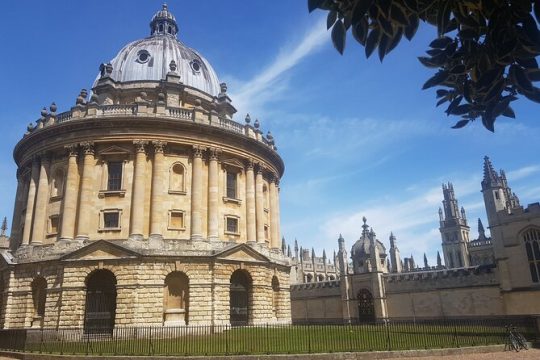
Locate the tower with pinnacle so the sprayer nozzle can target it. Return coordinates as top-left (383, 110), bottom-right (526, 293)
top-left (439, 182), bottom-right (471, 268)
top-left (389, 232), bottom-right (402, 273)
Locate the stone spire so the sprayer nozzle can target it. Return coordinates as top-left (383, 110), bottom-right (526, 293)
top-left (287, 244), bottom-right (291, 257)
top-left (424, 253), bottom-right (429, 269)
top-left (294, 238), bottom-right (299, 259)
top-left (477, 218), bottom-right (486, 240)
top-left (482, 156), bottom-right (500, 189)
top-left (389, 232), bottom-right (402, 273)
top-left (281, 236), bottom-right (287, 255)
top-left (337, 234), bottom-right (348, 275)
top-left (361, 216), bottom-right (370, 238)
top-left (0, 217), bottom-right (6, 236)
top-left (437, 251), bottom-right (442, 268)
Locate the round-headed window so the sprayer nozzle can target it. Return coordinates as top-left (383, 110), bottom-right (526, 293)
top-left (136, 50), bottom-right (151, 64)
top-left (190, 59), bottom-right (201, 73)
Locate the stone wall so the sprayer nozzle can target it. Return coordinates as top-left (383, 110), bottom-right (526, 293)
top-left (1, 256), bottom-right (291, 329)
top-left (290, 281), bottom-right (342, 322)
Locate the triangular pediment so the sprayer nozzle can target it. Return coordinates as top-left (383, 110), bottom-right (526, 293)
top-left (215, 244), bottom-right (270, 263)
top-left (221, 157), bottom-right (245, 171)
top-left (61, 240), bottom-right (140, 261)
top-left (98, 145), bottom-right (131, 156)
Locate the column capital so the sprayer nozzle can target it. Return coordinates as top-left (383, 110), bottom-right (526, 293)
top-left (80, 141), bottom-right (95, 155)
top-left (152, 140), bottom-right (167, 153)
top-left (37, 152), bottom-right (51, 165)
top-left (245, 158), bottom-right (255, 170)
top-left (192, 145), bottom-right (206, 158)
top-left (208, 147), bottom-right (222, 161)
top-left (133, 140), bottom-right (149, 153)
top-left (64, 144), bottom-right (79, 157)
top-left (255, 162), bottom-right (265, 175)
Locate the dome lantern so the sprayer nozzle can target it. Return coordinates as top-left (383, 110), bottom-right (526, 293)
top-left (150, 3), bottom-right (178, 37)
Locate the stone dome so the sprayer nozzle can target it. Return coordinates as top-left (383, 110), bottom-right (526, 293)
top-left (96, 4), bottom-right (221, 97)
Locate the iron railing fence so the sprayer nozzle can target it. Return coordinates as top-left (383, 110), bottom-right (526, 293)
top-left (0, 316), bottom-right (537, 356)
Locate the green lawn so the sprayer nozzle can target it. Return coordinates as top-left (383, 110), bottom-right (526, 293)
top-left (15, 323), bottom-right (535, 356)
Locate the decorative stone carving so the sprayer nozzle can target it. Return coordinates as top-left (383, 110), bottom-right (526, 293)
top-left (169, 60), bottom-right (177, 72)
top-left (133, 140), bottom-right (148, 153)
top-left (192, 145), bottom-right (205, 158)
top-left (208, 147), bottom-right (221, 161)
top-left (245, 114), bottom-right (251, 124)
top-left (64, 144), bottom-right (78, 157)
top-left (80, 141), bottom-right (94, 155)
top-left (254, 118), bottom-right (260, 129)
top-left (152, 140), bottom-right (167, 153)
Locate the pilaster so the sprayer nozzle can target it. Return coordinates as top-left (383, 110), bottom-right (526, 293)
top-left (59, 144), bottom-right (79, 241)
top-left (75, 141), bottom-right (95, 241)
top-left (245, 159), bottom-right (256, 243)
top-left (150, 141), bottom-right (167, 239)
top-left (31, 153), bottom-right (51, 244)
top-left (191, 145), bottom-right (205, 241)
top-left (21, 158), bottom-right (40, 246)
top-left (130, 140), bottom-right (148, 240)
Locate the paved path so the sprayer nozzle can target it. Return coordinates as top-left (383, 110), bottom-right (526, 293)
top-left (398, 348), bottom-right (540, 360)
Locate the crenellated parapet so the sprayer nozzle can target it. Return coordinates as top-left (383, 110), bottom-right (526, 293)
top-left (384, 265), bottom-right (498, 293)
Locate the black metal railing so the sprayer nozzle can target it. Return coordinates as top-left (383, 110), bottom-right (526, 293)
top-left (0, 316), bottom-right (537, 356)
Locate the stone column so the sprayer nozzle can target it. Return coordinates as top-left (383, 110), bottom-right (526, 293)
top-left (31, 154), bottom-right (51, 244)
top-left (21, 158), bottom-right (39, 246)
top-left (245, 160), bottom-right (256, 243)
top-left (191, 145), bottom-right (204, 241)
top-left (269, 177), bottom-right (279, 250)
top-left (76, 142), bottom-right (95, 241)
top-left (59, 145), bottom-right (79, 241)
top-left (150, 141), bottom-right (166, 239)
top-left (130, 140), bottom-right (148, 240)
top-left (9, 170), bottom-right (25, 249)
top-left (207, 147), bottom-right (220, 241)
top-left (255, 165), bottom-right (265, 244)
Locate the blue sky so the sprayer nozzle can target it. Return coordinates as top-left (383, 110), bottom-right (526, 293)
top-left (0, 1), bottom-right (539, 265)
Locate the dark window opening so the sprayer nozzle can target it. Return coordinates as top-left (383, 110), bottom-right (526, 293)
top-left (104, 212), bottom-right (119, 229)
top-left (107, 162), bottom-right (122, 191)
top-left (226, 171), bottom-right (237, 199)
top-left (226, 217), bottom-right (238, 234)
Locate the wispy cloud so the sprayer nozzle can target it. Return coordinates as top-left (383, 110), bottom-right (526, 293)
top-left (230, 17), bottom-right (327, 116)
top-left (507, 165), bottom-right (540, 181)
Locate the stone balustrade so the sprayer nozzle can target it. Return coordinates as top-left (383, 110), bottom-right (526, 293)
top-left (27, 104), bottom-right (276, 151)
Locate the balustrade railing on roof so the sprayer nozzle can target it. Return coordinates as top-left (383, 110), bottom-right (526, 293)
top-left (100, 104), bottom-right (137, 115)
top-left (167, 107), bottom-right (193, 120)
top-left (56, 111), bottom-right (73, 123)
top-left (218, 117), bottom-right (244, 134)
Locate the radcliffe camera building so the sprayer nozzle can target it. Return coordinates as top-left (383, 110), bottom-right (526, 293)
top-left (0, 5), bottom-right (290, 330)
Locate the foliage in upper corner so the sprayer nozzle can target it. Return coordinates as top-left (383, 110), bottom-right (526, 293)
top-left (309, 0), bottom-right (540, 131)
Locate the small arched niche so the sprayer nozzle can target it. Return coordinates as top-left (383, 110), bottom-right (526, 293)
top-left (271, 276), bottom-right (280, 319)
top-left (50, 168), bottom-right (65, 199)
top-left (169, 162), bottom-right (186, 194)
top-left (31, 276), bottom-right (47, 328)
top-left (163, 272), bottom-right (189, 326)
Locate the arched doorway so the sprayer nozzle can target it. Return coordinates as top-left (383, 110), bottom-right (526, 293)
top-left (271, 276), bottom-right (280, 319)
top-left (84, 270), bottom-right (117, 334)
top-left (31, 277), bottom-right (47, 328)
top-left (163, 272), bottom-right (189, 325)
top-left (357, 289), bottom-right (375, 323)
top-left (230, 270), bottom-right (251, 326)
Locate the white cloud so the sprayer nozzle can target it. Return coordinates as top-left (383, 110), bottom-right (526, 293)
top-left (507, 165), bottom-right (540, 181)
top-left (229, 17), bottom-right (328, 117)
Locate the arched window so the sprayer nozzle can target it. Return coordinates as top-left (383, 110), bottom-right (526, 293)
top-left (167, 26), bottom-right (172, 34)
top-left (50, 168), bottom-right (65, 198)
top-left (163, 272), bottom-right (189, 326)
top-left (524, 228), bottom-right (540, 283)
top-left (169, 163), bottom-right (185, 193)
top-left (159, 24), bottom-right (164, 32)
top-left (230, 270), bottom-right (252, 326)
top-left (306, 273), bottom-right (313, 283)
top-left (84, 270), bottom-right (117, 334)
top-left (31, 277), bottom-right (47, 328)
top-left (271, 276), bottom-right (279, 319)
top-left (317, 274), bottom-right (325, 282)
top-left (263, 184), bottom-right (269, 209)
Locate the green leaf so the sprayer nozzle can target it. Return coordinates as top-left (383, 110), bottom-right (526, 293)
top-left (458, 29), bottom-right (478, 40)
top-left (451, 119), bottom-right (470, 129)
top-left (535, 0), bottom-right (540, 24)
top-left (436, 89), bottom-right (449, 98)
top-left (378, 34), bottom-right (389, 62)
top-left (429, 36), bottom-right (452, 49)
top-left (450, 64), bottom-right (466, 74)
top-left (511, 65), bottom-right (533, 92)
top-left (523, 87), bottom-right (540, 103)
top-left (477, 68), bottom-right (503, 90)
top-left (366, 28), bottom-right (381, 58)
top-left (352, 0), bottom-right (374, 24)
top-left (331, 19), bottom-right (346, 55)
top-left (327, 10), bottom-right (338, 29)
top-left (437, 0), bottom-right (452, 36)
top-left (483, 79), bottom-right (505, 102)
top-left (308, 0), bottom-right (326, 13)
top-left (422, 71), bottom-right (450, 89)
top-left (378, 15), bottom-right (394, 36)
top-left (449, 104), bottom-right (471, 115)
top-left (502, 106), bottom-right (516, 118)
top-left (481, 113), bottom-right (495, 132)
top-left (418, 56), bottom-right (441, 68)
top-left (387, 27), bottom-right (403, 53)
top-left (403, 0), bottom-right (418, 12)
top-left (526, 68), bottom-right (540, 81)
top-left (390, 4), bottom-right (409, 26)
top-left (404, 15), bottom-right (419, 40)
top-left (352, 20), bottom-right (368, 46)
top-left (445, 95), bottom-right (463, 115)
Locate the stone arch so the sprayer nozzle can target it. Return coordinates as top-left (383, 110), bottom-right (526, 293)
top-left (271, 275), bottom-right (280, 319)
top-left (50, 167), bottom-right (65, 198)
top-left (328, 275), bottom-right (336, 281)
top-left (317, 274), bottom-right (325, 282)
top-left (84, 269), bottom-right (117, 334)
top-left (230, 269), bottom-right (252, 326)
top-left (521, 226), bottom-right (540, 283)
top-left (169, 162), bottom-right (186, 193)
top-left (163, 271), bottom-right (189, 326)
top-left (30, 276), bottom-right (47, 328)
top-left (306, 273), bottom-right (313, 283)
top-left (357, 288), bottom-right (375, 323)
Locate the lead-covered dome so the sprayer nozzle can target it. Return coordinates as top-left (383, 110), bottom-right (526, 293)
top-left (97, 4), bottom-right (221, 96)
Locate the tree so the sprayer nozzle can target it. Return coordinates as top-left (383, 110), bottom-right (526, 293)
top-left (309, 0), bottom-right (540, 131)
